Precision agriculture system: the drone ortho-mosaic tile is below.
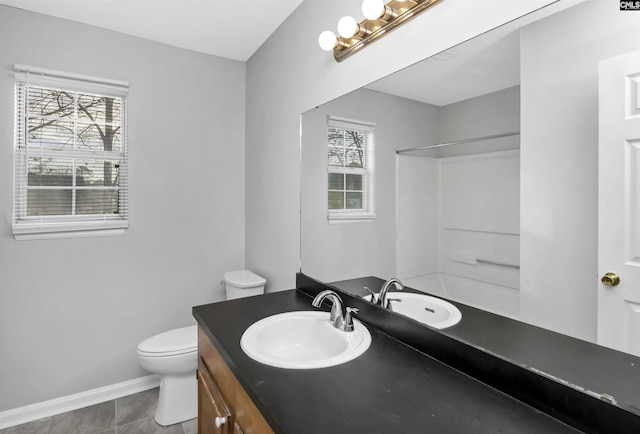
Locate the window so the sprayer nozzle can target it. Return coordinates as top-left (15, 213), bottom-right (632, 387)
top-left (12, 65), bottom-right (129, 240)
top-left (327, 116), bottom-right (375, 222)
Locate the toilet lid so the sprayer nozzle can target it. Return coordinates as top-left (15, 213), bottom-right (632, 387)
top-left (224, 270), bottom-right (266, 288)
top-left (138, 325), bottom-right (197, 356)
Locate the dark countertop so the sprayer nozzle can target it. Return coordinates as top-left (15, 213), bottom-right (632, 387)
top-left (194, 289), bottom-right (582, 434)
top-left (329, 276), bottom-right (640, 414)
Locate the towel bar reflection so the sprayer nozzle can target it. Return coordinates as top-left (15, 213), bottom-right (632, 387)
top-left (477, 258), bottom-right (520, 269)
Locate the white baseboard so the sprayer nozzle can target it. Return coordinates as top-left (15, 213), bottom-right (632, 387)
top-left (0, 374), bottom-right (160, 430)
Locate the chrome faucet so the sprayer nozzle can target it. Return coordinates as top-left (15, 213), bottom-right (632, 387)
top-left (312, 290), bottom-right (359, 332)
top-left (378, 278), bottom-right (404, 309)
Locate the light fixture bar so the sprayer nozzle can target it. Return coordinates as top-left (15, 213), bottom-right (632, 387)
top-left (331, 0), bottom-right (445, 62)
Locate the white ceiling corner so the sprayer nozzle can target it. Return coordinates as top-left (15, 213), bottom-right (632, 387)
top-left (0, 0), bottom-right (306, 61)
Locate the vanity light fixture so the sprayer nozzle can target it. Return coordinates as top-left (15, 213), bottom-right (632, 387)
top-left (319, 0), bottom-right (445, 62)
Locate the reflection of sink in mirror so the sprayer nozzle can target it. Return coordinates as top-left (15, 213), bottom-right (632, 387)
top-left (240, 311), bottom-right (371, 369)
top-left (365, 292), bottom-right (462, 329)
top-left (402, 273), bottom-right (519, 320)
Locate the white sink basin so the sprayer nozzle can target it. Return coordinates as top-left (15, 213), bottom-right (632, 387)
top-left (365, 292), bottom-right (462, 329)
top-left (240, 311), bottom-right (371, 369)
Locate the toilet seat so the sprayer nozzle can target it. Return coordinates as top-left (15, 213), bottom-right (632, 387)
top-left (137, 325), bottom-right (197, 357)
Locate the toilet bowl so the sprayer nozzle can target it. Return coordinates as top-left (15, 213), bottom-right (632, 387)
top-left (137, 325), bottom-right (198, 426)
top-left (138, 270), bottom-right (266, 426)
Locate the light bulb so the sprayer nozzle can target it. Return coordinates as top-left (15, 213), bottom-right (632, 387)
top-left (362, 0), bottom-right (385, 20)
top-left (318, 30), bottom-right (338, 51)
top-left (337, 16), bottom-right (358, 38)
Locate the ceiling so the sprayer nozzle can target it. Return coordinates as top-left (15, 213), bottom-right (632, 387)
top-left (0, 0), bottom-right (306, 61)
top-left (363, 1), bottom-right (575, 107)
top-left (0, 0), bottom-right (574, 106)
top-left (365, 30), bottom-right (520, 107)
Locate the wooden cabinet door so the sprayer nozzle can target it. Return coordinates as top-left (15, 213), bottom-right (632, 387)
top-left (198, 359), bottom-right (233, 434)
top-left (198, 326), bottom-right (274, 434)
top-left (232, 421), bottom-right (245, 434)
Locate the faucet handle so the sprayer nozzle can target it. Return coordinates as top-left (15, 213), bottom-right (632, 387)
top-left (386, 298), bottom-right (402, 311)
top-left (343, 307), bottom-right (359, 332)
top-left (363, 287), bottom-right (377, 303)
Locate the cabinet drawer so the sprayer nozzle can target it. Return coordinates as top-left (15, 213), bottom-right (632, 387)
top-left (198, 359), bottom-right (233, 434)
top-left (198, 326), bottom-right (275, 434)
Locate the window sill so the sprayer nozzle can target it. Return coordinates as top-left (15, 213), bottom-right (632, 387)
top-left (327, 213), bottom-right (376, 224)
top-left (13, 221), bottom-right (127, 241)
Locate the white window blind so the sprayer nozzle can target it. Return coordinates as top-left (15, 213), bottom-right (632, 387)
top-left (13, 65), bottom-right (129, 240)
top-left (327, 116), bottom-right (376, 222)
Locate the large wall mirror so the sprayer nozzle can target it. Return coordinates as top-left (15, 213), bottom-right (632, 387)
top-left (301, 0), bottom-right (640, 416)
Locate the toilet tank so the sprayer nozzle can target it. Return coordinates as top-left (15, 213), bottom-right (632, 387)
top-left (223, 270), bottom-right (266, 300)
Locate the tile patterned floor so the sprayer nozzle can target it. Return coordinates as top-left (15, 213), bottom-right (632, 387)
top-left (0, 388), bottom-right (198, 434)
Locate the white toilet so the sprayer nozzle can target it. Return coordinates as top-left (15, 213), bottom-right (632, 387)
top-left (137, 326), bottom-right (198, 426)
top-left (223, 269), bottom-right (266, 300)
top-left (137, 270), bottom-right (266, 426)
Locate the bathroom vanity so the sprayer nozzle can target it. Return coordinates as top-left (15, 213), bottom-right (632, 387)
top-left (193, 284), bottom-right (607, 433)
top-left (197, 326), bottom-right (274, 434)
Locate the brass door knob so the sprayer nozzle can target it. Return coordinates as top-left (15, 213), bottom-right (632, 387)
top-left (601, 272), bottom-right (620, 287)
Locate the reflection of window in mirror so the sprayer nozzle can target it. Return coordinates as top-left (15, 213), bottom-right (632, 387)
top-left (326, 116), bottom-right (375, 223)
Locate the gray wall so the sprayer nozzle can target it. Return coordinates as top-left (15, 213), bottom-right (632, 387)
top-left (301, 88), bottom-right (439, 282)
top-left (0, 6), bottom-right (246, 411)
top-left (520, 0), bottom-right (640, 341)
top-left (439, 86), bottom-right (521, 143)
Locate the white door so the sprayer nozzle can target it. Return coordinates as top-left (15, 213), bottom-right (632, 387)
top-left (598, 49), bottom-right (640, 355)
